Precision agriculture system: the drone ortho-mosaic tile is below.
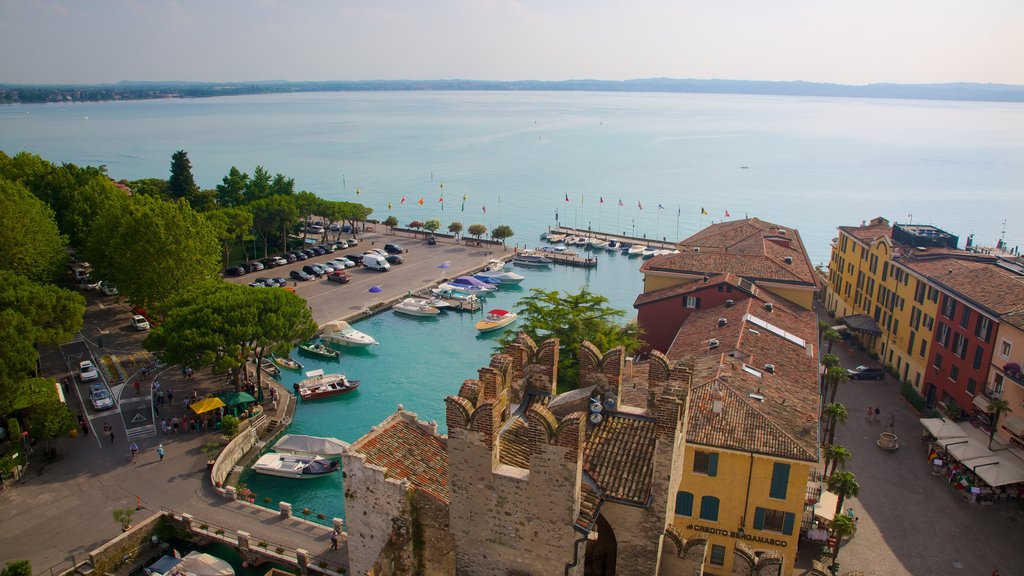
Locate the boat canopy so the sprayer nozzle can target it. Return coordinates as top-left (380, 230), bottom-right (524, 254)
top-left (305, 369), bottom-right (324, 378)
top-left (274, 434), bottom-right (349, 457)
top-left (489, 309), bottom-right (509, 315)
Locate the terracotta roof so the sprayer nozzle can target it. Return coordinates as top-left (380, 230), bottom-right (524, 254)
top-left (350, 410), bottom-right (450, 503)
top-left (583, 413), bottom-right (658, 505)
top-left (574, 480), bottom-right (603, 532)
top-left (665, 292), bottom-right (820, 462)
top-left (839, 222), bottom-right (892, 245)
top-left (1002, 309), bottom-right (1024, 332)
top-left (899, 256), bottom-right (1024, 317)
top-left (642, 218), bottom-right (818, 287)
top-left (498, 418), bottom-right (532, 469)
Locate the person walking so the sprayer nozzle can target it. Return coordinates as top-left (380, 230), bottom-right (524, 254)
top-left (172, 416), bottom-right (180, 434)
top-left (330, 529), bottom-right (339, 550)
top-left (167, 389), bottom-right (174, 404)
top-left (80, 419), bottom-right (89, 436)
top-left (129, 442), bottom-right (139, 463)
top-left (134, 379), bottom-right (141, 395)
top-left (874, 407), bottom-right (881, 423)
top-left (866, 406), bottom-right (874, 422)
top-left (156, 444), bottom-right (165, 461)
top-left (104, 422), bottom-right (114, 443)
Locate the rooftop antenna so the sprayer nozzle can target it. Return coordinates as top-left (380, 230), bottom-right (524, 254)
top-left (1001, 219), bottom-right (1008, 245)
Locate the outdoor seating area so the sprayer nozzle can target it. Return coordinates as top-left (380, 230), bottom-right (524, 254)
top-left (920, 418), bottom-right (1024, 504)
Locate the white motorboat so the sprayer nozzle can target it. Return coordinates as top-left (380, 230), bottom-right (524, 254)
top-left (252, 452), bottom-right (340, 479)
top-left (605, 240), bottom-right (619, 252)
top-left (394, 297), bottom-right (442, 317)
top-left (293, 369), bottom-right (360, 400)
top-left (590, 239), bottom-right (609, 250)
top-left (321, 320), bottom-right (378, 347)
top-left (541, 232), bottom-right (565, 242)
top-left (475, 260), bottom-right (525, 284)
top-left (438, 276), bottom-right (497, 293)
top-left (430, 287), bottom-right (480, 302)
top-left (628, 245), bottom-right (647, 257)
top-left (641, 247), bottom-right (659, 259)
top-left (273, 434), bottom-right (349, 459)
top-left (513, 253), bottom-right (553, 267)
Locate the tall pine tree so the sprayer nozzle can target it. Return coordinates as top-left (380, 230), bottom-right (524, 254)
top-left (168, 150), bottom-right (199, 202)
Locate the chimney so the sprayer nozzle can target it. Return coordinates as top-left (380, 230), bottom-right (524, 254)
top-left (708, 339), bottom-right (720, 350)
top-left (764, 302), bottom-right (774, 312)
top-left (764, 363), bottom-right (775, 374)
top-left (783, 256), bottom-right (793, 264)
top-left (718, 318), bottom-right (728, 327)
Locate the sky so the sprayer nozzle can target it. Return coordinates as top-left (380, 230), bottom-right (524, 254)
top-left (1, 0), bottom-right (1022, 86)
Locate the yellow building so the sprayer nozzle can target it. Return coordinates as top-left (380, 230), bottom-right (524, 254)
top-left (987, 311), bottom-right (1024, 447)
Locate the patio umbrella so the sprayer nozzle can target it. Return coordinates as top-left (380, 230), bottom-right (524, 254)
top-left (219, 391), bottom-right (257, 406)
top-left (438, 261), bottom-right (450, 269)
top-left (369, 285), bottom-right (383, 293)
top-left (189, 397), bottom-right (225, 415)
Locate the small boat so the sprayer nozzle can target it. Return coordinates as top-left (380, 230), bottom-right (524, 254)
top-left (273, 434), bottom-right (349, 459)
top-left (475, 309), bottom-right (519, 333)
top-left (541, 232), bottom-right (565, 242)
top-left (260, 358), bottom-right (281, 378)
top-left (321, 320), bottom-right (378, 347)
top-left (619, 242), bottom-right (632, 254)
top-left (513, 253), bottom-right (553, 267)
top-left (641, 247), bottom-right (659, 259)
top-left (563, 235), bottom-right (579, 245)
top-left (474, 262), bottom-right (525, 285)
top-left (273, 355), bottom-right (303, 371)
top-left (439, 277), bottom-right (496, 293)
top-left (146, 552), bottom-right (235, 576)
top-left (293, 369), bottom-right (360, 400)
top-left (393, 297), bottom-right (442, 317)
top-left (541, 245), bottom-right (576, 255)
top-left (574, 236), bottom-right (592, 246)
top-left (590, 240), bottom-right (609, 250)
top-left (431, 287), bottom-right (479, 302)
top-left (605, 240), bottom-right (618, 251)
top-left (298, 341), bottom-right (341, 359)
top-left (628, 245), bottom-right (647, 257)
top-left (252, 452), bottom-right (340, 479)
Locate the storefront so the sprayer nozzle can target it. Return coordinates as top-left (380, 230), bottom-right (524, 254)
top-left (920, 418), bottom-right (1024, 504)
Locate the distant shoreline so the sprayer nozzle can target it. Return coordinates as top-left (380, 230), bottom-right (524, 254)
top-left (2, 78), bottom-right (1024, 105)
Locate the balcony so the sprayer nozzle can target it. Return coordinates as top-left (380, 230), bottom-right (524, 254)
top-left (983, 386), bottom-right (1002, 400)
top-left (1001, 362), bottom-right (1024, 386)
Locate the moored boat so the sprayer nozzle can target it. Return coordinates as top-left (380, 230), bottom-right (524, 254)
top-left (273, 434), bottom-right (349, 459)
top-left (293, 369), bottom-right (360, 400)
top-left (321, 320), bottom-right (378, 347)
top-left (394, 297), bottom-right (442, 317)
top-left (298, 341), bottom-right (341, 359)
top-left (473, 265), bottom-right (525, 285)
top-left (273, 355), bottom-right (303, 371)
top-left (252, 452), bottom-right (340, 479)
top-left (260, 358), bottom-right (281, 378)
top-left (430, 287), bottom-right (479, 302)
top-left (512, 252), bottom-right (553, 267)
top-left (605, 240), bottom-right (618, 251)
top-left (627, 245), bottom-right (647, 257)
top-left (641, 247), bottom-right (659, 259)
top-left (475, 309), bottom-right (519, 333)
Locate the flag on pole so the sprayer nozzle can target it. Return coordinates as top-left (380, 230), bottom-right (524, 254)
top-left (482, 205), bottom-right (487, 214)
top-left (387, 202), bottom-right (392, 210)
top-left (677, 207), bottom-right (681, 216)
top-left (725, 210), bottom-right (731, 217)
top-left (638, 201), bottom-right (643, 210)
top-left (581, 194), bottom-right (584, 205)
top-left (418, 197), bottom-right (425, 205)
top-left (701, 207), bottom-right (709, 215)
top-left (355, 188), bottom-right (360, 195)
top-left (618, 199), bottom-right (624, 206)
top-left (565, 193), bottom-right (570, 202)
top-left (658, 204), bottom-right (665, 210)
top-left (440, 194), bottom-right (444, 210)
top-left (600, 196), bottom-right (604, 204)
top-left (400, 196), bottom-right (406, 204)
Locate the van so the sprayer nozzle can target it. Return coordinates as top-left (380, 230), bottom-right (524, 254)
top-left (362, 253), bottom-right (391, 272)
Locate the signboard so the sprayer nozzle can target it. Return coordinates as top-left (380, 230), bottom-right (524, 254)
top-left (827, 537), bottom-right (837, 549)
top-left (685, 524), bottom-right (788, 548)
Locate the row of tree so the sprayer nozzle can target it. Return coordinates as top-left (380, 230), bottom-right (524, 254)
top-left (386, 217), bottom-right (515, 245)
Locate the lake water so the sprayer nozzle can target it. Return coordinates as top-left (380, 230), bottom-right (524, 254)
top-left (3, 90), bottom-right (1023, 521)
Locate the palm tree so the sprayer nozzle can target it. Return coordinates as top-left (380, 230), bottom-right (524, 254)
top-left (828, 514), bottom-right (857, 575)
top-left (823, 403), bottom-right (848, 447)
top-left (827, 366), bottom-right (849, 404)
top-left (818, 320), bottom-right (830, 346)
top-left (824, 328), bottom-right (842, 354)
top-left (827, 471), bottom-right (860, 517)
top-left (987, 398), bottom-right (1011, 449)
top-left (825, 444), bottom-right (852, 477)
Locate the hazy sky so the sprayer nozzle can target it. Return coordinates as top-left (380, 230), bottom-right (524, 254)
top-left (2, 0), bottom-right (1022, 85)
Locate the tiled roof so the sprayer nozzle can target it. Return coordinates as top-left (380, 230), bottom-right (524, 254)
top-left (1002, 309), bottom-right (1024, 332)
top-left (633, 278), bottom-right (705, 307)
top-left (350, 410), bottom-right (450, 503)
top-left (642, 218), bottom-right (818, 287)
top-left (900, 256), bottom-right (1024, 317)
top-left (498, 418), bottom-right (532, 469)
top-left (665, 292), bottom-right (820, 462)
top-left (839, 222), bottom-right (892, 245)
top-left (583, 413), bottom-right (658, 505)
top-left (574, 479), bottom-right (603, 533)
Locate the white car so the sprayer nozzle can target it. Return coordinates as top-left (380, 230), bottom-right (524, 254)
top-left (332, 257), bottom-right (355, 269)
top-left (131, 315), bottom-right (150, 331)
top-left (89, 383), bottom-right (114, 411)
top-left (79, 360), bottom-right (99, 382)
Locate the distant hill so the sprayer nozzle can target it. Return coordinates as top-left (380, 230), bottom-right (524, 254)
top-left (2, 78), bottom-right (1022, 104)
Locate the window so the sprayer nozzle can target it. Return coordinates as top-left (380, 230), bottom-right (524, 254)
top-left (950, 365), bottom-right (959, 382)
top-left (1001, 340), bottom-right (1012, 359)
top-left (919, 339), bottom-right (928, 358)
top-left (685, 296), bottom-right (701, 309)
top-left (753, 507), bottom-right (796, 535)
top-left (699, 496), bottom-right (720, 522)
top-left (928, 286), bottom-right (939, 303)
top-left (941, 295), bottom-right (956, 319)
top-left (937, 324), bottom-right (950, 347)
top-left (934, 353), bottom-right (943, 369)
top-left (710, 544), bottom-right (726, 566)
top-left (769, 463), bottom-right (790, 500)
top-left (967, 378), bottom-right (977, 395)
top-left (907, 331), bottom-right (916, 355)
top-left (973, 346), bottom-right (984, 370)
top-left (674, 491), bottom-right (694, 517)
top-left (960, 307), bottom-right (971, 329)
top-left (952, 333), bottom-right (966, 358)
top-left (693, 451), bottom-right (718, 476)
top-left (976, 317), bottom-right (992, 342)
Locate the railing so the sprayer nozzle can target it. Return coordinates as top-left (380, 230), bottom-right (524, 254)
top-left (984, 386), bottom-right (1003, 400)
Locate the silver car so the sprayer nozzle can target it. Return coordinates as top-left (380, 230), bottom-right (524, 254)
top-left (90, 383), bottom-right (114, 411)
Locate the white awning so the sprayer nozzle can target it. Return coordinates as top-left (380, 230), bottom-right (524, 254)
top-left (1002, 414), bottom-right (1024, 437)
top-left (971, 457), bottom-right (1024, 487)
top-left (939, 437), bottom-right (995, 462)
top-left (814, 490), bottom-right (840, 521)
top-left (972, 394), bottom-right (993, 413)
top-left (921, 418), bottom-right (969, 440)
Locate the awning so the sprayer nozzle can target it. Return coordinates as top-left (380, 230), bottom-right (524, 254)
top-left (920, 417), bottom-right (969, 440)
top-left (972, 394), bottom-right (994, 413)
top-left (939, 437), bottom-right (994, 462)
top-left (840, 314), bottom-right (882, 336)
top-left (1002, 414), bottom-right (1024, 437)
top-left (814, 490), bottom-right (840, 521)
top-left (219, 391), bottom-right (257, 406)
top-left (972, 457), bottom-right (1024, 487)
top-left (189, 397), bottom-right (225, 415)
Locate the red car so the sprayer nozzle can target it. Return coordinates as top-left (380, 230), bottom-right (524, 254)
top-left (327, 270), bottom-right (352, 284)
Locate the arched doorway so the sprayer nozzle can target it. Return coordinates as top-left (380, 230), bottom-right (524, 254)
top-left (584, 514), bottom-right (617, 575)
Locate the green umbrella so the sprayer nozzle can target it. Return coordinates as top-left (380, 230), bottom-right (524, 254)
top-left (219, 391), bottom-right (257, 406)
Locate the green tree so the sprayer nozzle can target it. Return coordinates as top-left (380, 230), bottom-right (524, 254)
top-left (204, 207), bottom-right (254, 268)
top-left (828, 514), bottom-right (856, 575)
top-left (823, 402), bottom-right (847, 448)
top-left (424, 219), bottom-right (441, 235)
top-left (0, 270), bottom-right (85, 346)
top-left (490, 224), bottom-right (514, 247)
top-left (220, 415), bottom-right (240, 438)
top-left (468, 224), bottom-right (487, 240)
top-left (85, 194), bottom-right (221, 308)
top-left (125, 178), bottom-right (169, 198)
top-left (383, 215), bottom-right (399, 233)
top-left (24, 398), bottom-right (75, 451)
top-left (826, 365), bottom-right (848, 405)
top-left (501, 288), bottom-right (644, 392)
top-left (827, 471), bottom-right (860, 517)
top-left (112, 508), bottom-right (135, 531)
top-left (0, 178), bottom-right (68, 282)
top-left (987, 398), bottom-right (1011, 449)
top-left (448, 221), bottom-right (463, 241)
top-left (250, 195), bottom-right (298, 258)
top-left (294, 191), bottom-right (321, 232)
top-left (1, 560), bottom-right (32, 576)
top-left (216, 167), bottom-right (249, 207)
top-left (145, 283), bottom-right (316, 391)
top-left (824, 444), bottom-right (852, 478)
top-left (818, 319), bottom-right (830, 345)
top-left (244, 166), bottom-right (272, 204)
top-left (270, 173), bottom-right (295, 196)
top-left (337, 201), bottom-right (372, 237)
top-left (824, 328), bottom-right (842, 354)
top-left (168, 150), bottom-right (199, 203)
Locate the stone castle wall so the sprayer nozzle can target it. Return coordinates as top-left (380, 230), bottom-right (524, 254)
top-left (341, 454), bottom-right (410, 576)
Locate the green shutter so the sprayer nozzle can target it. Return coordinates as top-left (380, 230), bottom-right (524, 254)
top-left (782, 512), bottom-right (795, 535)
top-left (675, 491), bottom-right (693, 516)
top-left (700, 496), bottom-right (720, 522)
top-left (753, 507), bottom-right (765, 530)
top-left (769, 463), bottom-right (790, 499)
top-left (708, 452), bottom-right (719, 477)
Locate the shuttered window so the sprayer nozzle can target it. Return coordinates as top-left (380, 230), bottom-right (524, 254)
top-left (674, 491), bottom-right (694, 517)
top-left (769, 463), bottom-right (790, 500)
top-left (699, 496), bottom-right (720, 522)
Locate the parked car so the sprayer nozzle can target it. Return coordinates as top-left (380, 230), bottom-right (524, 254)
top-left (99, 280), bottom-right (119, 296)
top-left (319, 244), bottom-right (335, 254)
top-left (384, 243), bottom-right (404, 254)
top-left (272, 277), bottom-right (288, 287)
top-left (302, 249), bottom-right (317, 258)
top-left (847, 366), bottom-right (885, 380)
top-left (386, 254), bottom-right (404, 265)
top-left (130, 314), bottom-right (150, 331)
top-left (426, 235), bottom-right (437, 245)
top-left (347, 253), bottom-right (365, 266)
top-left (245, 261), bottom-right (265, 272)
top-left (90, 384), bottom-right (114, 411)
top-left (227, 266), bottom-right (247, 276)
top-left (302, 264), bottom-right (325, 277)
top-left (79, 360), bottom-right (99, 382)
top-left (346, 238), bottom-right (359, 247)
top-left (272, 256), bottom-right (288, 266)
top-left (290, 269), bottom-right (312, 281)
top-left (291, 251), bottom-right (308, 261)
top-left (311, 246), bottom-right (327, 256)
top-left (335, 240), bottom-right (349, 249)
top-left (318, 262), bottom-right (338, 273)
top-left (330, 223), bottom-right (341, 232)
top-left (332, 257), bottom-right (355, 268)
top-left (327, 270), bottom-right (352, 284)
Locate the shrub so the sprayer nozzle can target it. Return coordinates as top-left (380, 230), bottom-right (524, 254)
top-left (221, 415), bottom-right (240, 438)
top-left (900, 382), bottom-right (928, 412)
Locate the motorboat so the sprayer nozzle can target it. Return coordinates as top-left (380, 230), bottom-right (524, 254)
top-left (293, 369), bottom-right (360, 400)
top-left (393, 297), bottom-right (442, 317)
top-left (641, 247), bottom-right (659, 259)
top-left (430, 287), bottom-right (479, 302)
top-left (321, 320), bottom-right (378, 347)
top-left (474, 261), bottom-right (525, 285)
top-left (541, 232), bottom-right (565, 242)
top-left (512, 252), bottom-right (552, 267)
top-left (273, 355), bottom-right (303, 371)
top-left (273, 434), bottom-right (349, 459)
top-left (298, 341), bottom-right (341, 359)
top-left (619, 242), bottom-right (632, 254)
top-left (259, 358), bottom-right (281, 378)
top-left (590, 240), bottom-right (609, 250)
top-left (562, 235), bottom-right (579, 245)
top-left (627, 245), bottom-right (647, 257)
top-left (575, 236), bottom-right (593, 247)
top-left (605, 240), bottom-right (618, 251)
top-left (475, 309), bottom-right (519, 333)
top-left (541, 245), bottom-right (575, 255)
top-left (444, 276), bottom-right (498, 292)
top-left (252, 452), bottom-right (340, 478)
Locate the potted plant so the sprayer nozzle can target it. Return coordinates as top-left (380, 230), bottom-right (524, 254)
top-left (201, 441), bottom-right (221, 467)
top-left (113, 508), bottom-right (135, 532)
